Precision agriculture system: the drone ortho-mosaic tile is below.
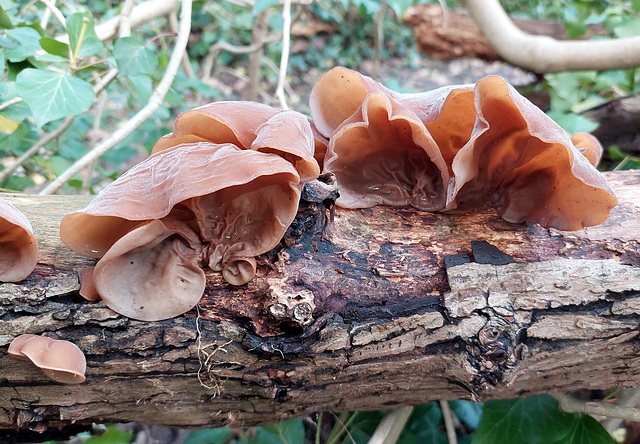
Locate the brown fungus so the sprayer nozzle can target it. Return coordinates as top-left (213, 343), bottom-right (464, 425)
top-left (447, 75), bottom-right (617, 230)
top-left (0, 198), bottom-right (38, 282)
top-left (61, 143), bottom-right (303, 321)
top-left (152, 101), bottom-right (319, 181)
top-left (8, 334), bottom-right (86, 384)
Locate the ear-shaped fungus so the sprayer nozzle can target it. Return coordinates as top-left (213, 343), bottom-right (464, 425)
top-left (152, 101), bottom-right (319, 181)
top-left (61, 143), bottom-right (303, 321)
top-left (322, 93), bottom-right (450, 210)
top-left (447, 76), bottom-right (617, 231)
top-left (0, 198), bottom-right (38, 282)
top-left (8, 334), bottom-right (86, 384)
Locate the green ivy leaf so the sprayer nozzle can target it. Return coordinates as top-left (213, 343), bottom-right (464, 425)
top-left (16, 69), bottom-right (95, 126)
top-left (401, 403), bottom-right (448, 444)
top-left (386, 0), bottom-right (415, 19)
top-left (39, 37), bottom-right (70, 58)
top-left (252, 418), bottom-right (305, 444)
top-left (84, 426), bottom-right (133, 444)
top-left (4, 27), bottom-right (42, 62)
top-left (66, 12), bottom-right (103, 58)
top-left (547, 111), bottom-right (599, 134)
top-left (0, 6), bottom-right (14, 29)
top-left (553, 415), bottom-right (614, 444)
top-left (114, 37), bottom-right (159, 76)
top-left (472, 395), bottom-right (591, 444)
top-left (633, 0), bottom-right (640, 12)
top-left (450, 400), bottom-right (483, 430)
top-left (183, 428), bottom-right (231, 444)
top-left (613, 17), bottom-right (640, 38)
top-left (253, 0), bottom-right (279, 14)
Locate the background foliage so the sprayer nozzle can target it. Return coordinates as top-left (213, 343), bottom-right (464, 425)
top-left (2, 0), bottom-right (639, 442)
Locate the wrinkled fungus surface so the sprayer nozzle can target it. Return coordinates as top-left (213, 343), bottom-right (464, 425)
top-left (0, 198), bottom-right (38, 282)
top-left (62, 102), bottom-right (319, 321)
top-left (310, 66), bottom-right (616, 231)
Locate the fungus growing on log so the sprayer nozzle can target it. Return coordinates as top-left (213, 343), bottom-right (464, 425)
top-left (61, 143), bottom-right (305, 321)
top-left (8, 334), bottom-right (86, 384)
top-left (0, 198), bottom-right (38, 282)
top-left (310, 66), bottom-right (617, 230)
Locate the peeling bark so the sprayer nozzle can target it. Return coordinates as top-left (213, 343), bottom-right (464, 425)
top-left (0, 171), bottom-right (639, 435)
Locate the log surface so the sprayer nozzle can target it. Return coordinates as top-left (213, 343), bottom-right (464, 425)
top-left (0, 170), bottom-right (639, 434)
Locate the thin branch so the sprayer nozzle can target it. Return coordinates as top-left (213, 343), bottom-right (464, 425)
top-left (371, 1), bottom-right (387, 78)
top-left (367, 406), bottom-right (414, 444)
top-left (0, 69), bottom-right (119, 186)
top-left (553, 393), bottom-right (640, 423)
top-left (0, 97), bottom-right (23, 113)
top-left (602, 389), bottom-right (640, 433)
top-left (37, 0), bottom-right (67, 29)
top-left (461, 0), bottom-right (640, 73)
top-left (38, 0), bottom-right (192, 195)
top-left (118, 0), bottom-right (137, 38)
top-left (168, 9), bottom-right (194, 78)
top-left (440, 401), bottom-right (458, 444)
top-left (274, 0), bottom-right (292, 109)
top-left (245, 8), bottom-right (271, 101)
top-left (81, 87), bottom-right (109, 194)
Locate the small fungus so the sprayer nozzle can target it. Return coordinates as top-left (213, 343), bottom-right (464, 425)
top-left (0, 198), bottom-right (38, 282)
top-left (8, 334), bottom-right (86, 384)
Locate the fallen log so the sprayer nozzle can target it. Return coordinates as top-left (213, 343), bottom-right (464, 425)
top-left (0, 170), bottom-right (639, 438)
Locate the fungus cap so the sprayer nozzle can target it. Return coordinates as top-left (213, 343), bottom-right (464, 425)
top-left (9, 334), bottom-right (86, 384)
top-left (447, 75), bottom-right (617, 230)
top-left (0, 198), bottom-right (38, 282)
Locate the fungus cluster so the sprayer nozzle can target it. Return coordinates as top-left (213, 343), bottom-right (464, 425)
top-left (60, 102), bottom-right (319, 321)
top-left (0, 198), bottom-right (38, 282)
top-left (8, 334), bottom-right (86, 384)
top-left (309, 67), bottom-right (617, 231)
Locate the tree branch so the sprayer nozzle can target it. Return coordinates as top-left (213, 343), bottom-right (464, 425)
top-left (39, 0), bottom-right (192, 195)
top-left (461, 0), bottom-right (640, 72)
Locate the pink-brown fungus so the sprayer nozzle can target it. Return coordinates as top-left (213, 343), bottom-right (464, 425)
top-left (60, 143), bottom-right (302, 321)
top-left (0, 198), bottom-right (38, 282)
top-left (447, 75), bottom-right (617, 230)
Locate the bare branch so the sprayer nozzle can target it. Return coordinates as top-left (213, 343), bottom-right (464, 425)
top-left (461, 0), bottom-right (640, 72)
top-left (168, 9), bottom-right (195, 78)
top-left (0, 97), bottom-right (23, 113)
top-left (368, 406), bottom-right (414, 444)
top-left (603, 389), bottom-right (640, 433)
top-left (117, 0), bottom-right (137, 38)
top-left (38, 0), bottom-right (192, 195)
top-left (275, 0), bottom-right (292, 109)
top-left (440, 401), bottom-right (458, 444)
top-left (553, 393), bottom-right (640, 423)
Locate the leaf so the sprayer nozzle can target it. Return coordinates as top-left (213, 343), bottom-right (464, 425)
top-left (633, 0), bottom-right (640, 12)
top-left (252, 418), bottom-right (305, 444)
top-left (183, 427), bottom-right (231, 444)
top-left (450, 400), bottom-right (483, 430)
top-left (4, 27), bottom-right (42, 62)
top-left (402, 403), bottom-right (448, 444)
top-left (387, 0), bottom-right (415, 19)
top-left (39, 37), bottom-right (70, 58)
top-left (552, 415), bottom-right (614, 444)
top-left (0, 6), bottom-right (14, 29)
top-left (547, 111), bottom-right (599, 134)
top-left (253, 0), bottom-right (279, 14)
top-left (114, 37), bottom-right (159, 76)
top-left (66, 12), bottom-right (103, 58)
top-left (84, 426), bottom-right (133, 444)
top-left (472, 395), bottom-right (577, 444)
top-left (613, 18), bottom-right (640, 38)
top-left (0, 114), bottom-right (20, 134)
top-left (16, 69), bottom-right (95, 126)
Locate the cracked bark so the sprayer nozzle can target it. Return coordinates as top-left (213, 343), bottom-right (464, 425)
top-left (1, 170), bottom-right (639, 435)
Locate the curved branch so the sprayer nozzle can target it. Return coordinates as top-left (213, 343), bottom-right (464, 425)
top-left (461, 0), bottom-right (640, 73)
top-left (39, 0), bottom-right (193, 195)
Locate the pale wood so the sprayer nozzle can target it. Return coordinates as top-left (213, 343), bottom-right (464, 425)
top-left (0, 170), bottom-right (639, 436)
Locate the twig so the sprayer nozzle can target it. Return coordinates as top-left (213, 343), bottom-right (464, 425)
top-left (37, 0), bottom-right (67, 29)
top-left (168, 10), bottom-right (194, 78)
top-left (367, 406), bottom-right (414, 444)
top-left (0, 69), bottom-right (119, 186)
top-left (118, 0), bottom-right (137, 38)
top-left (0, 97), bottom-right (23, 113)
top-left (440, 400), bottom-right (458, 444)
top-left (39, 0), bottom-right (192, 195)
top-left (81, 87), bottom-right (108, 194)
top-left (274, 0), bottom-right (291, 109)
top-left (553, 393), bottom-right (640, 423)
top-left (602, 389), bottom-right (640, 433)
top-left (245, 8), bottom-right (271, 101)
top-left (438, 0), bottom-right (449, 28)
top-left (371, 1), bottom-right (387, 78)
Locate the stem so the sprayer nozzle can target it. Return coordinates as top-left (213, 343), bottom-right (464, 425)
top-left (275, 0), bottom-right (291, 109)
top-left (367, 406), bottom-right (414, 444)
top-left (440, 401), bottom-right (458, 444)
top-left (71, 17), bottom-right (89, 69)
top-left (553, 393), bottom-right (640, 423)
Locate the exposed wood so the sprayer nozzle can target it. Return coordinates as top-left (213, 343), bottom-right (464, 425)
top-left (0, 170), bottom-right (639, 437)
top-left (404, 4), bottom-right (608, 62)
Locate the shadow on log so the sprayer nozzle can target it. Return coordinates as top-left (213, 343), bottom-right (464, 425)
top-left (0, 170), bottom-right (639, 436)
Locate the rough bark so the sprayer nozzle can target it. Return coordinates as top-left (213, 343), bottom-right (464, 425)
top-left (0, 171), bottom-right (639, 436)
top-left (404, 4), bottom-right (608, 62)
